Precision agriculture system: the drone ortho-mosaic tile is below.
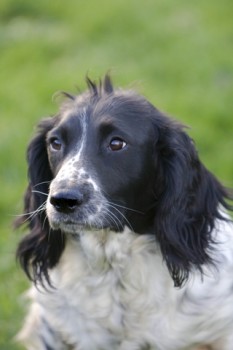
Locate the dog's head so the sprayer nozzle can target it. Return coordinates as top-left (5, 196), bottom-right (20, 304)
top-left (17, 75), bottom-right (232, 287)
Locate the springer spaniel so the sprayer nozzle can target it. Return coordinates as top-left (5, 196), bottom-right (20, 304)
top-left (16, 76), bottom-right (233, 350)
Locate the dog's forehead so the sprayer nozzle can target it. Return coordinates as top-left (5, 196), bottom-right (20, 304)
top-left (57, 92), bottom-right (153, 132)
top-left (53, 107), bottom-right (86, 135)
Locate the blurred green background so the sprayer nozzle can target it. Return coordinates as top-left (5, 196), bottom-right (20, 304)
top-left (0, 0), bottom-right (232, 348)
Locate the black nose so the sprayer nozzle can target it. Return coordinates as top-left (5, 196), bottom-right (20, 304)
top-left (50, 191), bottom-right (84, 214)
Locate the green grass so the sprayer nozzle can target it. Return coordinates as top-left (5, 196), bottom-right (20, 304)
top-left (0, 0), bottom-right (233, 348)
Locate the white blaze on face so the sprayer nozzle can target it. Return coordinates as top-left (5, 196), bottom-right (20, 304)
top-left (54, 110), bottom-right (88, 183)
top-left (48, 109), bottom-right (100, 199)
top-left (73, 110), bottom-right (88, 164)
top-left (50, 110), bottom-right (92, 189)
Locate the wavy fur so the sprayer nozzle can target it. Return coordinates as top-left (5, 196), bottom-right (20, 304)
top-left (16, 76), bottom-right (233, 350)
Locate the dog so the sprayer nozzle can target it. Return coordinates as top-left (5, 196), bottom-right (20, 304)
top-left (16, 75), bottom-right (233, 350)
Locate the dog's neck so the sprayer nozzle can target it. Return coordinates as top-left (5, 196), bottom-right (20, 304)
top-left (51, 227), bottom-right (168, 290)
top-left (74, 227), bottom-right (156, 271)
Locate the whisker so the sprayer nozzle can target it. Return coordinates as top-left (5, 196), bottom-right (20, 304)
top-left (107, 201), bottom-right (144, 215)
top-left (102, 208), bottom-right (123, 231)
top-left (13, 202), bottom-right (46, 218)
top-left (83, 207), bottom-right (120, 231)
top-left (32, 190), bottom-right (48, 197)
top-left (25, 203), bottom-right (47, 223)
top-left (33, 181), bottom-right (51, 188)
top-left (15, 201), bottom-right (47, 225)
top-left (106, 204), bottom-right (133, 231)
top-left (95, 207), bottom-right (120, 231)
top-left (101, 189), bottom-right (144, 215)
top-left (42, 214), bottom-right (48, 231)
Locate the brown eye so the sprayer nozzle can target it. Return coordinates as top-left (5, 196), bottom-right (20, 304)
top-left (50, 138), bottom-right (62, 151)
top-left (109, 138), bottom-right (127, 151)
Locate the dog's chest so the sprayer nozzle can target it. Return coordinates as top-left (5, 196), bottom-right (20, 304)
top-left (35, 228), bottom-right (233, 349)
top-left (42, 229), bottom-right (172, 347)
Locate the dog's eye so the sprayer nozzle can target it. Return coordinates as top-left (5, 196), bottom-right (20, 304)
top-left (109, 138), bottom-right (127, 151)
top-left (49, 138), bottom-right (62, 151)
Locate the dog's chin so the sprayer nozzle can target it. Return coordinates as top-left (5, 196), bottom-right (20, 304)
top-left (47, 206), bottom-right (124, 234)
top-left (50, 219), bottom-right (125, 236)
top-left (53, 222), bottom-right (85, 235)
top-left (47, 208), bottom-right (101, 234)
top-left (49, 220), bottom-right (93, 235)
top-left (48, 216), bottom-right (114, 235)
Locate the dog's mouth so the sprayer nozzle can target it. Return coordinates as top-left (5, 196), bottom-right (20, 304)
top-left (51, 220), bottom-right (90, 234)
top-left (46, 202), bottom-right (127, 235)
top-left (47, 206), bottom-right (105, 233)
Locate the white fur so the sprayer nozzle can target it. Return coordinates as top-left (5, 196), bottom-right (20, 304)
top-left (18, 220), bottom-right (233, 350)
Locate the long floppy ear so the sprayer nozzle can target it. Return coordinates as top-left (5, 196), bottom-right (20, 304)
top-left (16, 117), bottom-right (65, 285)
top-left (153, 116), bottom-right (232, 287)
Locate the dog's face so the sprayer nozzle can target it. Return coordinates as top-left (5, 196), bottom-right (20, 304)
top-left (17, 76), bottom-right (231, 287)
top-left (46, 92), bottom-right (159, 235)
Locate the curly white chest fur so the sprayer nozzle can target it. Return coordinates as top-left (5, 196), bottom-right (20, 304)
top-left (19, 224), bottom-right (233, 350)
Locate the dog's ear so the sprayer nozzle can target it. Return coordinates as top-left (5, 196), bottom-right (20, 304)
top-left (153, 115), bottom-right (232, 287)
top-left (16, 117), bottom-right (65, 285)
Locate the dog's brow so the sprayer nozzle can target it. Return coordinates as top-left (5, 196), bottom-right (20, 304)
top-left (99, 120), bottom-right (116, 132)
top-left (98, 116), bottom-right (127, 131)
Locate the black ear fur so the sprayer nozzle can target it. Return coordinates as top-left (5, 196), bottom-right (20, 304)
top-left (16, 117), bottom-right (65, 285)
top-left (153, 117), bottom-right (232, 287)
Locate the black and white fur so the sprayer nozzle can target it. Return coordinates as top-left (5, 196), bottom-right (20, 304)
top-left (16, 76), bottom-right (233, 350)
